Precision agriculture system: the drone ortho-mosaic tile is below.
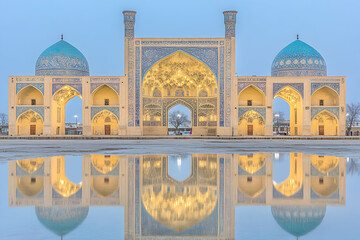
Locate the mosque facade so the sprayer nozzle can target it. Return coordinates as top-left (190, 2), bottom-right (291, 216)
top-left (10, 153), bottom-right (346, 239)
top-left (8, 11), bottom-right (346, 136)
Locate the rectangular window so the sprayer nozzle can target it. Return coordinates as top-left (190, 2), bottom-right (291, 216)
top-left (105, 99), bottom-right (109, 105)
top-left (247, 100), bottom-right (252, 106)
top-left (31, 99), bottom-right (36, 105)
top-left (320, 99), bottom-right (324, 106)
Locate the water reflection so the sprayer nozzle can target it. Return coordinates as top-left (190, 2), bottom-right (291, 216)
top-left (9, 153), bottom-right (346, 239)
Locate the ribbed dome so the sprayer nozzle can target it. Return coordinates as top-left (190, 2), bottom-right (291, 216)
top-left (35, 206), bottom-right (89, 237)
top-left (35, 40), bottom-right (89, 76)
top-left (271, 206), bottom-right (326, 237)
top-left (271, 40), bottom-right (326, 77)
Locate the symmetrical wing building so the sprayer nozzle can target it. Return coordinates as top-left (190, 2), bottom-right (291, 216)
top-left (9, 11), bottom-right (346, 136)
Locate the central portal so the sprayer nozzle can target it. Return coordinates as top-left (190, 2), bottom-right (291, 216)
top-left (142, 51), bottom-right (218, 136)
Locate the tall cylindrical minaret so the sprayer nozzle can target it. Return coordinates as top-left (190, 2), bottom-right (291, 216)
top-left (123, 11), bottom-right (136, 38)
top-left (223, 11), bottom-right (237, 39)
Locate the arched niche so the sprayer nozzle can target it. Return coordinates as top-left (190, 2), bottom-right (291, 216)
top-left (91, 85), bottom-right (119, 106)
top-left (311, 111), bottom-right (338, 136)
top-left (238, 110), bottom-right (265, 136)
top-left (17, 86), bottom-right (43, 105)
top-left (92, 110), bottom-right (119, 135)
top-left (91, 175), bottom-right (119, 198)
top-left (142, 51), bottom-right (217, 98)
top-left (311, 86), bottom-right (339, 106)
top-left (238, 85), bottom-right (265, 106)
top-left (311, 155), bottom-right (339, 173)
top-left (238, 175), bottom-right (266, 198)
top-left (311, 176), bottom-right (339, 197)
top-left (16, 110), bottom-right (43, 135)
top-left (17, 176), bottom-right (44, 197)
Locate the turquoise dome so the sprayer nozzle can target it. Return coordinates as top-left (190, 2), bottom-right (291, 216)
top-left (35, 206), bottom-right (89, 237)
top-left (35, 40), bottom-right (89, 76)
top-left (271, 40), bottom-right (327, 77)
top-left (271, 206), bottom-right (326, 238)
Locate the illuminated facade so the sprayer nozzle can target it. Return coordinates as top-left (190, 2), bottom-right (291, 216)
top-left (8, 10), bottom-right (346, 136)
top-left (10, 153), bottom-right (346, 239)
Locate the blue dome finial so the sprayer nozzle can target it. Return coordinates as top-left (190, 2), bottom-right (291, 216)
top-left (297, 34), bottom-right (299, 40)
top-left (35, 39), bottom-right (89, 76)
top-left (271, 39), bottom-right (327, 77)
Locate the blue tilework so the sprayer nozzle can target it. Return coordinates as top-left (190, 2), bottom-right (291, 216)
top-left (141, 41), bottom-right (219, 45)
top-left (16, 106), bottom-right (44, 119)
top-left (52, 83), bottom-right (82, 95)
top-left (135, 47), bottom-right (140, 126)
top-left (311, 82), bottom-right (340, 95)
top-left (16, 83), bottom-right (44, 95)
top-left (273, 83), bottom-right (304, 98)
top-left (141, 47), bottom-right (218, 80)
top-left (238, 107), bottom-right (266, 120)
top-left (272, 40), bottom-right (326, 77)
top-left (311, 107), bottom-right (339, 120)
top-left (35, 40), bottom-right (89, 76)
top-left (219, 46), bottom-right (224, 127)
top-left (90, 82), bottom-right (120, 94)
top-left (91, 107), bottom-right (119, 120)
top-left (238, 82), bottom-right (266, 95)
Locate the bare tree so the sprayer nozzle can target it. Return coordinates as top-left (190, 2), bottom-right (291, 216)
top-left (0, 113), bottom-right (8, 135)
top-left (347, 158), bottom-right (360, 176)
top-left (169, 111), bottom-right (190, 135)
top-left (346, 103), bottom-right (360, 135)
top-left (273, 111), bottom-right (285, 132)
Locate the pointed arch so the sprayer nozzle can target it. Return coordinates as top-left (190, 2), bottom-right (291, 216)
top-left (16, 110), bottom-right (43, 135)
top-left (239, 85), bottom-right (265, 106)
top-left (92, 110), bottom-right (119, 135)
top-left (273, 154), bottom-right (303, 197)
top-left (91, 84), bottom-right (119, 106)
top-left (17, 85), bottom-right (44, 105)
top-left (142, 51), bottom-right (217, 97)
top-left (53, 85), bottom-right (82, 103)
top-left (238, 110), bottom-right (265, 136)
top-left (311, 86), bottom-right (339, 106)
top-left (311, 110), bottom-right (339, 136)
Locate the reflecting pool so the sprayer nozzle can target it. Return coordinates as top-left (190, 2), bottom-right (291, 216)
top-left (1, 153), bottom-right (359, 239)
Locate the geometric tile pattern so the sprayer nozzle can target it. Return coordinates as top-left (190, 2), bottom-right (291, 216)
top-left (238, 82), bottom-right (266, 95)
top-left (91, 107), bottom-right (119, 120)
top-left (273, 83), bottom-right (304, 98)
top-left (52, 83), bottom-right (83, 95)
top-left (16, 83), bottom-right (44, 95)
top-left (238, 107), bottom-right (266, 120)
top-left (311, 82), bottom-right (340, 95)
top-left (90, 82), bottom-right (120, 94)
top-left (16, 106), bottom-right (44, 119)
top-left (311, 107), bottom-right (339, 120)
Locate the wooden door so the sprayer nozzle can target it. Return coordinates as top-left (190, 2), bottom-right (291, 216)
top-left (247, 125), bottom-right (253, 136)
top-left (105, 125), bottom-right (111, 135)
top-left (319, 125), bottom-right (324, 135)
top-left (30, 125), bottom-right (36, 135)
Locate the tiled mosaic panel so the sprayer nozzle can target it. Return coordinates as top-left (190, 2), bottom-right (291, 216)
top-left (91, 107), bottom-right (120, 119)
top-left (16, 83), bottom-right (44, 95)
top-left (311, 107), bottom-right (339, 120)
top-left (311, 82), bottom-right (340, 95)
top-left (16, 106), bottom-right (44, 119)
top-left (273, 83), bottom-right (304, 98)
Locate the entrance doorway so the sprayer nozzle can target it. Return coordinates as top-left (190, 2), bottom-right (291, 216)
top-left (247, 125), bottom-right (253, 136)
top-left (30, 125), bottom-right (36, 135)
top-left (105, 125), bottom-right (111, 135)
top-left (319, 125), bottom-right (324, 135)
top-left (167, 104), bottom-right (192, 135)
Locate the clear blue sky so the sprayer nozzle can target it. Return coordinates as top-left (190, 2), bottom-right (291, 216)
top-left (1, 0), bottom-right (359, 122)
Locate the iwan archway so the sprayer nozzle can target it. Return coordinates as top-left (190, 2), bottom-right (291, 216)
top-left (142, 51), bottom-right (218, 136)
top-left (52, 85), bottom-right (82, 135)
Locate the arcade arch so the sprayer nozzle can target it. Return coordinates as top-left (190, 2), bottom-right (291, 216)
top-left (311, 111), bottom-right (338, 136)
top-left (274, 87), bottom-right (303, 136)
top-left (52, 86), bottom-right (82, 135)
top-left (311, 86), bottom-right (339, 106)
top-left (92, 110), bottom-right (119, 135)
top-left (142, 51), bottom-right (217, 136)
top-left (16, 110), bottom-right (43, 135)
top-left (17, 86), bottom-right (43, 105)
